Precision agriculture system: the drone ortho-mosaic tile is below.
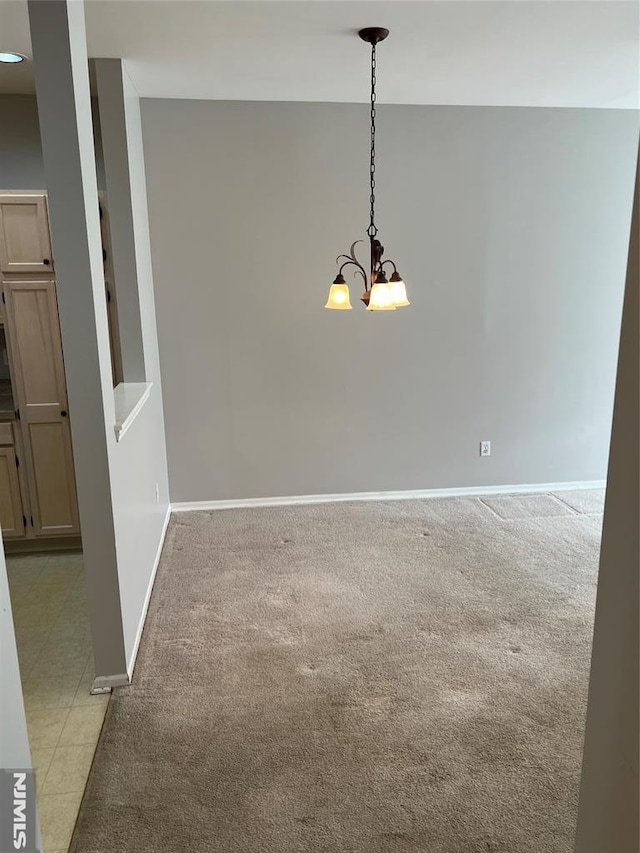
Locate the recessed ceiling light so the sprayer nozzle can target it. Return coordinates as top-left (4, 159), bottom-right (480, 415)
top-left (0, 52), bottom-right (27, 64)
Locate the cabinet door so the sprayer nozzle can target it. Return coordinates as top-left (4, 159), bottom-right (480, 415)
top-left (0, 446), bottom-right (25, 538)
top-left (0, 194), bottom-right (53, 275)
top-left (3, 281), bottom-right (79, 536)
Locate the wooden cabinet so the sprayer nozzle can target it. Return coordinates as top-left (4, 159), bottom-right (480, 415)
top-left (0, 191), bottom-right (80, 545)
top-left (0, 194), bottom-right (53, 275)
top-left (0, 434), bottom-right (25, 539)
top-left (2, 281), bottom-right (79, 537)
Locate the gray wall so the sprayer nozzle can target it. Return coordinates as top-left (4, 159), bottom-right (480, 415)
top-left (0, 95), bottom-right (46, 187)
top-left (0, 93), bottom-right (106, 190)
top-left (141, 100), bottom-right (638, 502)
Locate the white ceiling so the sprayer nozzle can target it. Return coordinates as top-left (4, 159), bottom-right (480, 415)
top-left (0, 0), bottom-right (638, 108)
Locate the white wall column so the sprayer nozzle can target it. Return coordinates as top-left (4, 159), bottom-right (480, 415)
top-left (91, 56), bottom-right (171, 678)
top-left (574, 150), bottom-right (639, 852)
top-left (27, 0), bottom-right (126, 677)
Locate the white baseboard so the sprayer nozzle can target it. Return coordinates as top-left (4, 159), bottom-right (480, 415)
top-left (126, 505), bottom-right (171, 680)
top-left (171, 480), bottom-right (606, 513)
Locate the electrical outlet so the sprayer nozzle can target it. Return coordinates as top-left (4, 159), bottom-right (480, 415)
top-left (155, 482), bottom-right (160, 503)
top-left (480, 440), bottom-right (491, 457)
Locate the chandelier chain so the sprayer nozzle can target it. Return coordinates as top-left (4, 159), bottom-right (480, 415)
top-left (367, 42), bottom-right (378, 238)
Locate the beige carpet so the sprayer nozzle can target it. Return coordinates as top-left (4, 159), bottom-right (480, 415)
top-left (71, 490), bottom-right (604, 853)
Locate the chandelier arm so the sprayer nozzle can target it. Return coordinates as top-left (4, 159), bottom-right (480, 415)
top-left (349, 240), bottom-right (364, 261)
top-left (337, 239), bottom-right (371, 290)
top-left (380, 259), bottom-right (398, 275)
top-left (338, 259), bottom-right (368, 288)
top-left (336, 239), bottom-right (365, 267)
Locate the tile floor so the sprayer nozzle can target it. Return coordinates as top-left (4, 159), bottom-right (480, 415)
top-left (6, 551), bottom-right (109, 853)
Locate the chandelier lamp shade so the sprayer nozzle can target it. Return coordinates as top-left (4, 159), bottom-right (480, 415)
top-left (325, 27), bottom-right (409, 311)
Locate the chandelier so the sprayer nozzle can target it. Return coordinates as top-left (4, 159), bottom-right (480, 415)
top-left (325, 27), bottom-right (409, 312)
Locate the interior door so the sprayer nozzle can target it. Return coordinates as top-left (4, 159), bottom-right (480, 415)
top-left (3, 280), bottom-right (79, 536)
top-left (0, 194), bottom-right (53, 275)
top-left (0, 447), bottom-right (25, 538)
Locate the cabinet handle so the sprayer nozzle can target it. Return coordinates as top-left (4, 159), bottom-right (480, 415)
top-left (60, 410), bottom-right (67, 417)
top-left (43, 258), bottom-right (51, 265)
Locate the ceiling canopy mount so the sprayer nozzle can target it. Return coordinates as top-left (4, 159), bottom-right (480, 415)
top-left (358, 27), bottom-right (390, 46)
